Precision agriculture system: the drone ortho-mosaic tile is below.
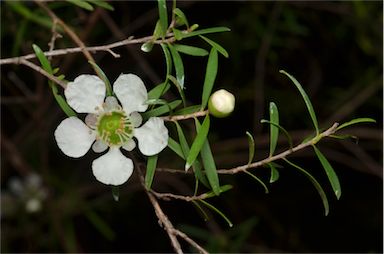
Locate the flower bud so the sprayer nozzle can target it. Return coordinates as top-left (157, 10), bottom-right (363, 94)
top-left (208, 89), bottom-right (235, 118)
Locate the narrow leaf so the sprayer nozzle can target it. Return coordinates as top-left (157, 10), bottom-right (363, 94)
top-left (32, 44), bottom-right (52, 73)
top-left (167, 75), bottom-right (187, 107)
top-left (268, 163), bottom-right (279, 183)
top-left (145, 155), bottom-right (158, 189)
top-left (160, 44), bottom-right (172, 78)
top-left (180, 26), bottom-right (231, 39)
top-left (174, 105), bottom-right (201, 115)
top-left (269, 102), bottom-right (279, 156)
top-left (174, 44), bottom-right (209, 56)
top-left (244, 171), bottom-right (269, 194)
top-left (142, 100), bottom-right (181, 120)
top-left (336, 117), bottom-right (376, 131)
top-left (192, 200), bottom-right (209, 221)
top-left (203, 184), bottom-right (233, 199)
top-left (284, 158), bottom-right (330, 216)
top-left (148, 82), bottom-right (171, 100)
top-left (157, 0), bottom-right (168, 38)
top-left (260, 119), bottom-right (293, 150)
top-left (141, 42), bottom-right (154, 52)
top-left (185, 115), bottom-right (210, 170)
top-left (173, 8), bottom-right (189, 27)
top-left (167, 137), bottom-right (185, 159)
top-left (280, 70), bottom-right (319, 134)
top-left (199, 35), bottom-right (229, 58)
top-left (313, 146), bottom-right (341, 200)
top-left (246, 131), bottom-right (255, 165)
top-left (87, 0), bottom-right (114, 11)
top-left (201, 48), bottom-right (218, 110)
top-left (66, 0), bottom-right (94, 11)
top-left (175, 122), bottom-right (191, 158)
top-left (168, 44), bottom-right (185, 88)
top-left (88, 61), bottom-right (112, 96)
top-left (199, 199), bottom-right (233, 227)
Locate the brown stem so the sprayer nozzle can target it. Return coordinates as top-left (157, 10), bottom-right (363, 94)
top-left (161, 110), bottom-right (209, 121)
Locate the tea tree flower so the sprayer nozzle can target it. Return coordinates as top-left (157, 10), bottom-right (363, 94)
top-left (208, 89), bottom-right (235, 118)
top-left (54, 74), bottom-right (168, 186)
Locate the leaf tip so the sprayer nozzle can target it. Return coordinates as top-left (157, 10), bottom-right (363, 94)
top-left (185, 163), bottom-right (191, 171)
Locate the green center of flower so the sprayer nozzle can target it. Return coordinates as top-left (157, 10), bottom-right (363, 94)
top-left (97, 111), bottom-right (133, 146)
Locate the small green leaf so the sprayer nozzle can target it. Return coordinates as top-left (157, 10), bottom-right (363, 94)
top-left (260, 120), bottom-right (293, 150)
top-left (87, 0), bottom-right (114, 11)
top-left (168, 44), bottom-right (185, 89)
top-left (336, 117), bottom-right (376, 131)
top-left (153, 20), bottom-right (163, 41)
top-left (284, 158), bottom-right (330, 216)
top-left (173, 8), bottom-right (189, 27)
top-left (175, 122), bottom-right (191, 158)
top-left (157, 0), bottom-right (168, 38)
top-left (160, 44), bottom-right (172, 80)
top-left (141, 42), bottom-right (154, 52)
top-left (268, 163), bottom-right (280, 183)
top-left (32, 44), bottom-right (53, 73)
top-left (142, 100), bottom-right (181, 120)
top-left (185, 115), bottom-right (210, 170)
top-left (313, 146), bottom-right (341, 200)
top-left (145, 155), bottom-right (158, 189)
top-left (269, 102), bottom-right (279, 156)
top-left (174, 105), bottom-right (201, 115)
top-left (201, 48), bottom-right (218, 110)
top-left (280, 70), bottom-right (319, 135)
top-left (199, 35), bottom-right (229, 58)
top-left (203, 184), bottom-right (233, 199)
top-left (88, 61), bottom-right (111, 96)
top-left (192, 200), bottom-right (209, 221)
top-left (172, 28), bottom-right (183, 40)
top-left (167, 75), bottom-right (187, 107)
top-left (167, 137), bottom-right (185, 159)
top-left (148, 82), bottom-right (171, 100)
top-left (111, 186), bottom-right (119, 201)
top-left (174, 44), bottom-right (209, 56)
top-left (244, 171), bottom-right (269, 194)
top-left (66, 0), bottom-right (93, 11)
top-left (329, 134), bottom-right (359, 143)
top-left (180, 26), bottom-right (231, 39)
top-left (246, 131), bottom-right (255, 165)
top-left (199, 199), bottom-right (233, 227)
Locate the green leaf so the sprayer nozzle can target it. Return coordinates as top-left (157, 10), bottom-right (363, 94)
top-left (141, 100), bottom-right (181, 120)
top-left (145, 155), bottom-right (158, 189)
top-left (167, 75), bottom-right (187, 107)
top-left (168, 44), bottom-right (185, 89)
top-left (203, 184), bottom-right (233, 199)
top-left (268, 163), bottom-right (279, 183)
top-left (6, 2), bottom-right (53, 29)
top-left (199, 35), bottom-right (229, 58)
top-left (336, 117), bottom-right (376, 131)
top-left (269, 102), bottom-right (279, 156)
top-left (195, 118), bottom-right (221, 196)
top-left (260, 120), bottom-right (293, 151)
top-left (160, 44), bottom-right (172, 79)
top-left (246, 131), bottom-right (255, 165)
top-left (173, 8), bottom-right (189, 27)
top-left (186, 115), bottom-right (210, 170)
top-left (179, 26), bottom-right (231, 39)
top-left (174, 44), bottom-right (209, 56)
top-left (32, 44), bottom-right (53, 73)
top-left (88, 61), bottom-right (111, 96)
top-left (174, 105), bottom-right (201, 115)
top-left (192, 200), bottom-right (209, 221)
top-left (199, 199), bottom-right (233, 227)
top-left (313, 146), bottom-right (341, 200)
top-left (157, 0), bottom-right (168, 38)
top-left (66, 0), bottom-right (94, 11)
top-left (111, 186), bottom-right (119, 201)
top-left (329, 134), bottom-right (359, 143)
top-left (284, 158), bottom-right (330, 216)
top-left (54, 94), bottom-right (77, 117)
top-left (148, 82), bottom-right (171, 100)
top-left (172, 28), bottom-right (183, 40)
top-left (201, 48), bottom-right (218, 110)
top-left (167, 137), bottom-right (185, 159)
top-left (87, 0), bottom-right (114, 11)
top-left (141, 42), bottom-right (154, 52)
top-left (244, 171), bottom-right (269, 194)
top-left (280, 70), bottom-right (319, 135)
top-left (175, 122), bottom-right (191, 158)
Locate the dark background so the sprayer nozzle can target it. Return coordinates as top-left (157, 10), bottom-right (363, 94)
top-left (1, 1), bottom-right (382, 253)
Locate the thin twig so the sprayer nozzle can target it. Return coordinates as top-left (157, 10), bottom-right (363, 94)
top-left (19, 59), bottom-right (67, 89)
top-left (162, 110), bottom-right (209, 121)
top-left (150, 189), bottom-right (211, 202)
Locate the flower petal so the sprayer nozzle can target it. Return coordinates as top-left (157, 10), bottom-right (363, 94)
top-left (122, 139), bottom-right (136, 152)
top-left (130, 111), bottom-right (143, 128)
top-left (113, 74), bottom-right (148, 114)
top-left (92, 147), bottom-right (133, 186)
top-left (92, 139), bottom-right (108, 153)
top-left (54, 117), bottom-right (95, 158)
top-left (134, 117), bottom-right (168, 156)
top-left (65, 75), bottom-right (106, 113)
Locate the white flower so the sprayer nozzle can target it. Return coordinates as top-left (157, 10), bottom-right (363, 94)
top-left (54, 74), bottom-right (168, 186)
